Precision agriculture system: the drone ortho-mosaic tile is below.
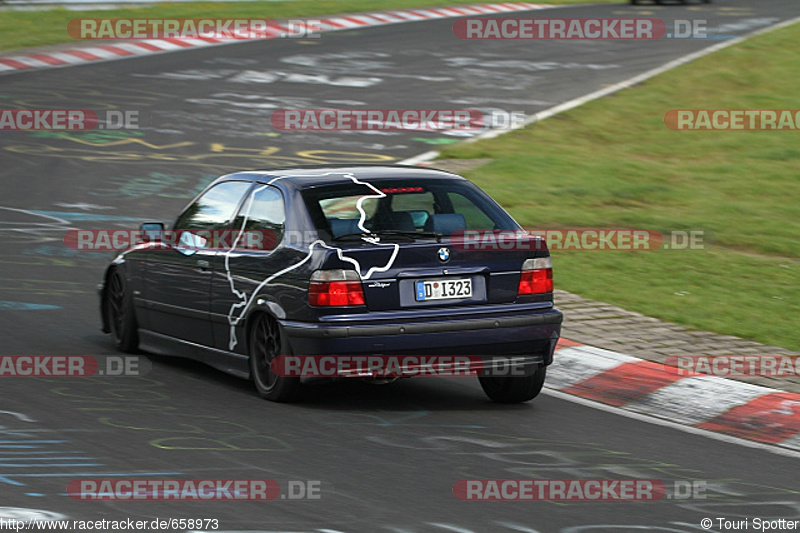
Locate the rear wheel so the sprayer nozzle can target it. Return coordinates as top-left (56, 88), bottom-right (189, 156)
top-left (479, 366), bottom-right (546, 403)
top-left (104, 268), bottom-right (139, 353)
top-left (249, 314), bottom-right (301, 402)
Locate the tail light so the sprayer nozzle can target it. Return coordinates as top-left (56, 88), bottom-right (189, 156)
top-left (308, 269), bottom-right (365, 307)
top-left (518, 257), bottom-right (553, 295)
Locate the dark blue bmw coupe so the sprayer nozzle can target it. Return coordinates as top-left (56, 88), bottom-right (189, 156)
top-left (100, 165), bottom-right (562, 402)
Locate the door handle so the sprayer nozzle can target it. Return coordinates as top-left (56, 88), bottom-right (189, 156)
top-left (196, 259), bottom-right (210, 271)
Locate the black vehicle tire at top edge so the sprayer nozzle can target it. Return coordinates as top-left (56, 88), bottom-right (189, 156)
top-left (479, 366), bottom-right (547, 403)
top-left (249, 313), bottom-right (302, 402)
top-left (105, 268), bottom-right (139, 353)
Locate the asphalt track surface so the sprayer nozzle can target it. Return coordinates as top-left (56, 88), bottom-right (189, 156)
top-left (1, 1), bottom-right (800, 531)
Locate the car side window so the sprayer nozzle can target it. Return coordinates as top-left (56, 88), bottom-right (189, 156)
top-left (232, 185), bottom-right (285, 251)
top-left (174, 181), bottom-right (252, 231)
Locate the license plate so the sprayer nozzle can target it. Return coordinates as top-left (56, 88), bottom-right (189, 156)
top-left (415, 278), bottom-right (472, 301)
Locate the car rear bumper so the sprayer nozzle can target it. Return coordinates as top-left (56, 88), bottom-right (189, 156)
top-left (280, 305), bottom-right (563, 367)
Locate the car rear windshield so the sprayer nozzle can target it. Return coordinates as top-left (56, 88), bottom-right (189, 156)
top-left (301, 178), bottom-right (519, 240)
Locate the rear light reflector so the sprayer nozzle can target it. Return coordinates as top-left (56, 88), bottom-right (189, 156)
top-left (518, 257), bottom-right (553, 295)
top-left (308, 270), bottom-right (366, 307)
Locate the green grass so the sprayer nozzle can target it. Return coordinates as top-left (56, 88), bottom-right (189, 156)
top-left (0, 0), bottom-right (610, 52)
top-left (440, 23), bottom-right (800, 351)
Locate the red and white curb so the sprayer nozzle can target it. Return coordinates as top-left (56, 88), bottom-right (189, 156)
top-left (550, 339), bottom-right (800, 451)
top-left (0, 2), bottom-right (549, 74)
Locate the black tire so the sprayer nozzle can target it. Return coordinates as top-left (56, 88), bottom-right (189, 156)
top-left (479, 366), bottom-right (546, 403)
top-left (104, 268), bottom-right (139, 353)
top-left (249, 314), bottom-right (301, 402)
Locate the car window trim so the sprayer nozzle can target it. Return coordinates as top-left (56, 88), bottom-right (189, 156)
top-left (227, 181), bottom-right (288, 254)
top-left (172, 179), bottom-right (255, 231)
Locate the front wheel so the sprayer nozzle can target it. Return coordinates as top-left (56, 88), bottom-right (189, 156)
top-left (104, 268), bottom-right (139, 353)
top-left (479, 366), bottom-right (546, 403)
top-left (249, 314), bottom-right (301, 402)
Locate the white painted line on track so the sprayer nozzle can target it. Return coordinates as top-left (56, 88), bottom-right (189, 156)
top-left (400, 15), bottom-right (800, 166)
top-left (544, 388), bottom-right (800, 459)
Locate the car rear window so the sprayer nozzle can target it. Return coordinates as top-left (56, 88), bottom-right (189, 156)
top-left (301, 179), bottom-right (518, 239)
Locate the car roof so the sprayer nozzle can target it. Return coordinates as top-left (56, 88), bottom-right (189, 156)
top-left (219, 165), bottom-right (466, 189)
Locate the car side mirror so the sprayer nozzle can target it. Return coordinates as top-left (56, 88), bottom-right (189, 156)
top-left (140, 222), bottom-right (165, 243)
